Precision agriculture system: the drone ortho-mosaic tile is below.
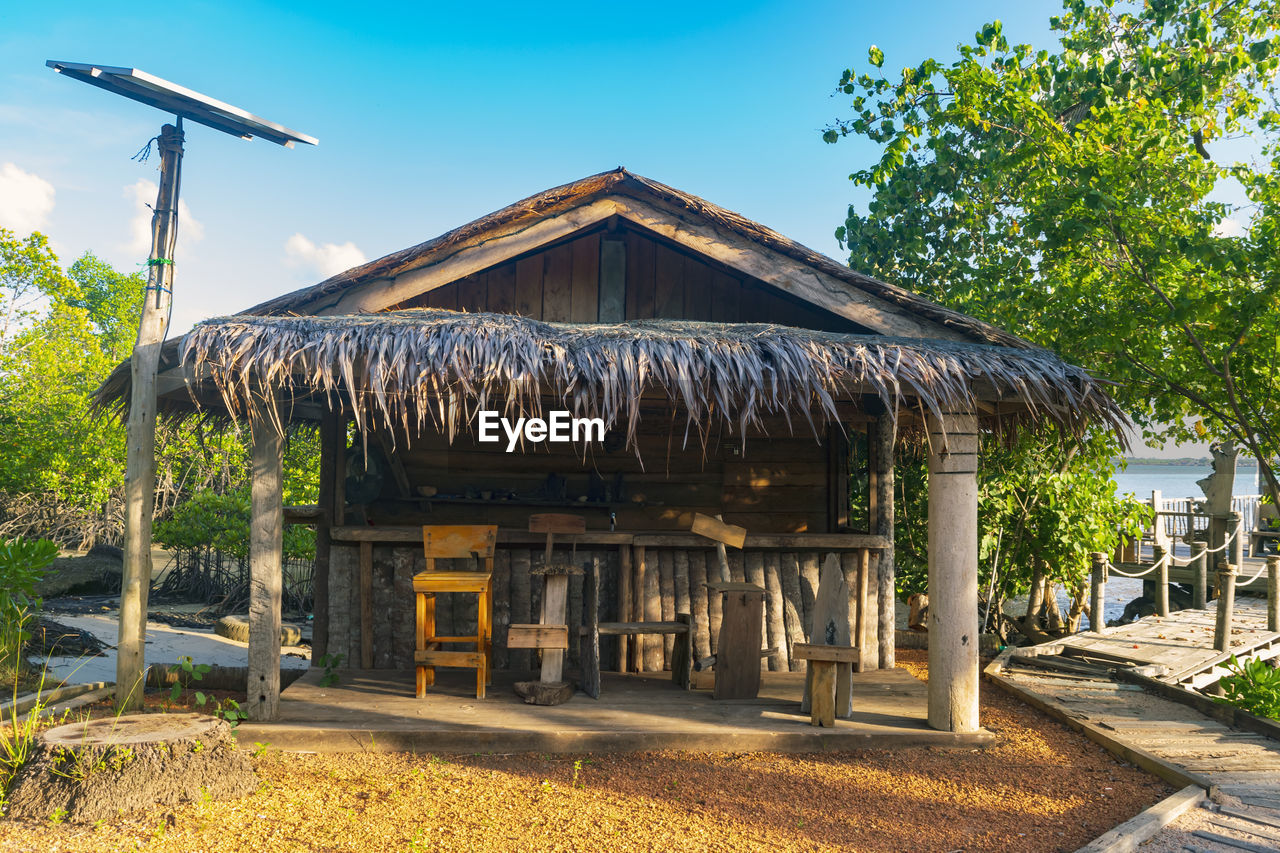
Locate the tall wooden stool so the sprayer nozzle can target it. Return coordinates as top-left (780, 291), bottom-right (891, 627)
top-left (415, 525), bottom-right (497, 699)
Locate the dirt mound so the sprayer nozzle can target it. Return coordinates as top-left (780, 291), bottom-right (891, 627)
top-left (3, 713), bottom-right (256, 824)
top-left (36, 546), bottom-right (123, 598)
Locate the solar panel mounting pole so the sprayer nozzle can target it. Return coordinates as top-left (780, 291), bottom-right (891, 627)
top-left (116, 119), bottom-right (184, 709)
top-left (46, 62), bottom-right (317, 711)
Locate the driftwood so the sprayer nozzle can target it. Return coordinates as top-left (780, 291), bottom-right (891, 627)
top-left (4, 714), bottom-right (255, 823)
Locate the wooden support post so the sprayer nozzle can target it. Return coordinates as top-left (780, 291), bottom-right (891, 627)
top-left (1192, 541), bottom-right (1208, 610)
top-left (871, 408), bottom-right (896, 670)
top-left (312, 411), bottom-right (339, 663)
top-left (809, 660), bottom-right (835, 727)
top-left (116, 122), bottom-right (184, 711)
top-left (247, 414), bottom-right (284, 721)
top-left (926, 412), bottom-right (980, 734)
top-left (1152, 544), bottom-right (1169, 617)
top-left (1214, 560), bottom-right (1236, 654)
top-left (1229, 511), bottom-right (1244, 572)
top-left (1150, 490), bottom-right (1164, 550)
top-left (1090, 552), bottom-right (1107, 633)
top-left (1268, 555), bottom-right (1278, 633)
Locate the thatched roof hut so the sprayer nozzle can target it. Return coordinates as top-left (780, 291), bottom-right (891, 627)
top-left (100, 168), bottom-right (1123, 733)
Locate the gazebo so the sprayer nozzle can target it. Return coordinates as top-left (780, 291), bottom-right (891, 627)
top-left (98, 168), bottom-right (1123, 734)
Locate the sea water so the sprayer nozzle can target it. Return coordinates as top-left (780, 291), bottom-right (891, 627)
top-left (1113, 462), bottom-right (1260, 500)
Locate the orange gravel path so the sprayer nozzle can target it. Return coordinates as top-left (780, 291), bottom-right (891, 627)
top-left (0, 651), bottom-right (1169, 852)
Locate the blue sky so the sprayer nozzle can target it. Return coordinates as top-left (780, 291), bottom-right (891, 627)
top-left (0, 0), bottom-right (1059, 332)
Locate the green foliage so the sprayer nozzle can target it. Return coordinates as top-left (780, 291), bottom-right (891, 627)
top-left (0, 538), bottom-right (57, 671)
top-left (168, 655), bottom-right (212, 704)
top-left (825, 0), bottom-right (1280, 504)
top-left (893, 430), bottom-right (1148, 618)
top-left (317, 653), bottom-right (344, 688)
top-left (1216, 654), bottom-right (1280, 720)
top-left (154, 485), bottom-right (316, 561)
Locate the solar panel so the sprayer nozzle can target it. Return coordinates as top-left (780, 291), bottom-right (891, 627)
top-left (46, 61), bottom-right (318, 148)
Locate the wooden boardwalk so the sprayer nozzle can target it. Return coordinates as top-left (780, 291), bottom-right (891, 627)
top-left (988, 599), bottom-right (1280, 847)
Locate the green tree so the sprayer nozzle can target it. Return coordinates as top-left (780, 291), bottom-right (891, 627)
top-left (825, 0), bottom-right (1280, 506)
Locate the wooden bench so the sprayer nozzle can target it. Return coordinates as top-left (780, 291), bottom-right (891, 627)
top-left (580, 557), bottom-right (692, 698)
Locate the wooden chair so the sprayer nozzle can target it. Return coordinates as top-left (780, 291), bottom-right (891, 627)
top-left (415, 525), bottom-right (497, 699)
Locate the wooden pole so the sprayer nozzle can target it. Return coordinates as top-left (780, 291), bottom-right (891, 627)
top-left (116, 121), bottom-right (184, 710)
top-left (1213, 560), bottom-right (1236, 654)
top-left (1267, 555), bottom-right (1278, 633)
top-left (1152, 544), bottom-right (1169, 617)
top-left (1090, 552), bottom-right (1107, 632)
top-left (872, 408), bottom-right (896, 670)
top-left (311, 412), bottom-right (339, 663)
top-left (247, 413), bottom-right (284, 721)
top-left (1229, 511), bottom-right (1244, 572)
top-left (926, 411), bottom-right (980, 734)
top-left (1192, 541), bottom-right (1208, 610)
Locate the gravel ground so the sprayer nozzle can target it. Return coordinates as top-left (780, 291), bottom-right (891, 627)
top-left (0, 650), bottom-right (1170, 852)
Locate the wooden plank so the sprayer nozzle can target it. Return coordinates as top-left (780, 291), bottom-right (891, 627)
top-left (422, 525), bottom-right (498, 560)
top-left (625, 228), bottom-right (655, 319)
top-left (329, 525), bottom-right (889, 551)
top-left (712, 588), bottom-right (764, 700)
top-left (682, 254), bottom-right (712, 320)
top-left (570, 233), bottom-right (600, 323)
top-left (744, 551), bottom-right (766, 666)
top-left (359, 541), bottom-right (374, 669)
top-left (617, 544), bottom-right (633, 672)
top-left (1073, 785), bottom-right (1205, 853)
top-left (794, 643), bottom-right (861, 663)
top-left (799, 553), bottom-right (821, 635)
top-left (810, 660), bottom-right (836, 726)
top-left (803, 555), bottom-right (851, 714)
top-left (582, 557), bottom-right (601, 698)
top-left (596, 621), bottom-right (691, 635)
top-left (673, 549), bottom-right (691, 624)
top-left (763, 552), bottom-right (788, 672)
top-left (653, 242), bottom-right (683, 318)
top-left (691, 512), bottom-right (747, 549)
top-left (247, 416), bottom-right (284, 721)
top-left (510, 549), bottom-right (532, 672)
top-left (641, 546), bottom-right (663, 671)
top-left (372, 547), bottom-right (394, 668)
top-left (540, 574), bottom-right (569, 682)
top-left (659, 549), bottom-right (676, 666)
top-left (537, 244), bottom-right (569, 321)
top-left (709, 270), bottom-right (739, 322)
top-left (507, 623), bottom-right (569, 650)
top-left (414, 649), bottom-right (486, 668)
top-left (528, 513), bottom-right (587, 535)
top-left (492, 549), bottom-right (511, 670)
top-left (781, 552), bottom-right (806, 672)
top-left (599, 236), bottom-right (626, 323)
top-left (689, 550), bottom-right (711, 662)
top-left (393, 548), bottom-right (414, 668)
top-left (330, 199), bottom-right (618, 314)
top-left (516, 253), bottom-right (546, 318)
top-left (487, 262), bottom-right (516, 313)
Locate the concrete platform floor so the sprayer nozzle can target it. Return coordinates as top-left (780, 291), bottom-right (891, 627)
top-left (236, 667), bottom-right (992, 754)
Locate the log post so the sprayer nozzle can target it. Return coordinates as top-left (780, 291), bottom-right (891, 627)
top-left (1229, 510), bottom-right (1244, 572)
top-left (1090, 552), bottom-right (1107, 632)
top-left (1192, 541), bottom-right (1208, 610)
top-left (311, 411), bottom-right (339, 663)
top-left (247, 413), bottom-right (284, 721)
top-left (926, 411), bottom-right (980, 734)
top-left (1214, 560), bottom-right (1236, 654)
top-left (871, 408), bottom-right (896, 670)
top-left (1152, 544), bottom-right (1169, 617)
top-left (1268, 555), bottom-right (1278, 633)
top-left (116, 122), bottom-right (184, 711)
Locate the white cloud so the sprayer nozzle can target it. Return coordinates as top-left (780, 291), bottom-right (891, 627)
top-left (125, 179), bottom-right (204, 257)
top-left (0, 162), bottom-right (56, 234)
top-left (1213, 216), bottom-right (1247, 238)
top-left (284, 233), bottom-right (366, 278)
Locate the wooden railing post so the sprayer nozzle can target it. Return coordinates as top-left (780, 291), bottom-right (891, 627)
top-left (1090, 552), bottom-right (1107, 633)
top-left (1214, 560), bottom-right (1237, 653)
top-left (1152, 544), bottom-right (1169, 617)
top-left (1268, 555), bottom-right (1278, 633)
top-left (1229, 511), bottom-right (1244, 575)
top-left (1192, 541), bottom-right (1208, 610)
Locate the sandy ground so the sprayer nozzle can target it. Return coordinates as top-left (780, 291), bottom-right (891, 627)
top-left (31, 613), bottom-right (310, 689)
top-left (1140, 794), bottom-right (1280, 852)
top-left (0, 650), bottom-right (1171, 852)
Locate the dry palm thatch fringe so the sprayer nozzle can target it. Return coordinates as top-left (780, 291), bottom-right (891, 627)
top-left (96, 309), bottom-right (1128, 455)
